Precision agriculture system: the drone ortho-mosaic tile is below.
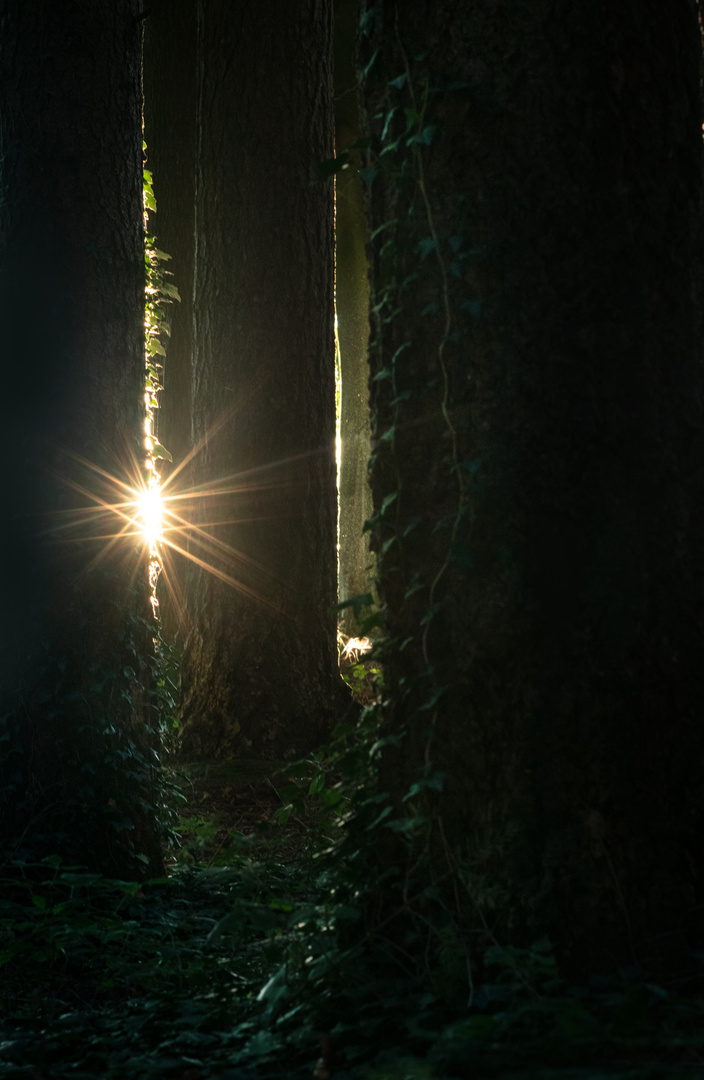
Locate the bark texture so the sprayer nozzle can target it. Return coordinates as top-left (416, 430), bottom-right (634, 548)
top-left (334, 0), bottom-right (374, 620)
top-left (0, 0), bottom-right (161, 872)
top-left (360, 0), bottom-right (704, 975)
top-left (177, 0), bottom-right (342, 759)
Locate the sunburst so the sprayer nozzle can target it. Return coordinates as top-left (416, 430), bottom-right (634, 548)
top-left (136, 480), bottom-right (163, 550)
top-left (48, 415), bottom-right (293, 628)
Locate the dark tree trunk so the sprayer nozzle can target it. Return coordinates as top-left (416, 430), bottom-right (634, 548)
top-left (360, 0), bottom-right (704, 977)
top-left (176, 0), bottom-right (342, 760)
top-left (334, 0), bottom-right (374, 622)
top-left (0, 0), bottom-right (162, 875)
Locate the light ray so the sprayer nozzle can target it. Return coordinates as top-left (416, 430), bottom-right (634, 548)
top-left (158, 535), bottom-right (283, 614)
top-left (137, 483), bottom-right (163, 548)
top-left (45, 389), bottom-right (338, 621)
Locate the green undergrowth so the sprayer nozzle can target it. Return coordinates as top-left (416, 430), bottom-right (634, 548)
top-left (2, 718), bottom-right (704, 1078)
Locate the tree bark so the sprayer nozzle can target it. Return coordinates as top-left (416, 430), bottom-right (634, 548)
top-left (360, 0), bottom-right (704, 976)
top-left (334, 0), bottom-right (374, 622)
top-left (0, 0), bottom-right (162, 875)
top-left (176, 0), bottom-right (342, 760)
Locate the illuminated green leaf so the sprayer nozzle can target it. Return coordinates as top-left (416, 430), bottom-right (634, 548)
top-left (308, 772), bottom-right (326, 795)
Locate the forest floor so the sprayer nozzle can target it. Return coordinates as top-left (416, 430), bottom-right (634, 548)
top-left (168, 758), bottom-right (308, 867)
top-left (2, 751), bottom-right (704, 1078)
top-left (0, 755), bottom-right (330, 1079)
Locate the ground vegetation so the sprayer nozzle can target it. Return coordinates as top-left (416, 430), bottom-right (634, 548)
top-left (3, 2), bottom-right (704, 1077)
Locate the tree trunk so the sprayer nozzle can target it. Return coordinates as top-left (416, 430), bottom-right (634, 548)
top-left (360, 0), bottom-right (704, 977)
top-left (177, 0), bottom-right (342, 760)
top-left (334, 0), bottom-right (374, 622)
top-left (0, 0), bottom-right (162, 875)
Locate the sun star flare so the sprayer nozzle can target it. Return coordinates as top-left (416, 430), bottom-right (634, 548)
top-left (136, 482), bottom-right (164, 550)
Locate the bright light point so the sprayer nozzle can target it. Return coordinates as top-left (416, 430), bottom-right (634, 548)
top-left (137, 484), bottom-right (163, 548)
top-left (342, 636), bottom-right (373, 659)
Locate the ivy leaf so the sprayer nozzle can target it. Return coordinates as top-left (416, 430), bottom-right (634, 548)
top-left (407, 124), bottom-right (437, 147)
top-left (388, 73), bottom-right (408, 90)
top-left (161, 283), bottom-right (181, 301)
top-left (417, 236), bottom-right (438, 259)
top-left (381, 107), bottom-right (398, 141)
top-left (151, 443), bottom-right (173, 462)
top-left (371, 219), bottom-right (398, 241)
top-left (308, 772), bottom-right (326, 796)
top-left (391, 341), bottom-right (411, 364)
top-left (369, 734), bottom-right (403, 757)
top-left (364, 47), bottom-right (380, 77)
top-left (365, 805), bottom-right (393, 831)
top-left (256, 964), bottom-right (289, 1004)
top-left (320, 787), bottom-right (342, 806)
top-left (424, 767), bottom-right (446, 792)
top-left (386, 814), bottom-right (430, 832)
top-left (380, 138), bottom-right (402, 157)
top-left (380, 491), bottom-right (399, 516)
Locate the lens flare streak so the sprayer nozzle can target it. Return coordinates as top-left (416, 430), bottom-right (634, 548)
top-left (48, 390), bottom-right (335, 625)
top-left (137, 483), bottom-right (163, 550)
